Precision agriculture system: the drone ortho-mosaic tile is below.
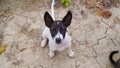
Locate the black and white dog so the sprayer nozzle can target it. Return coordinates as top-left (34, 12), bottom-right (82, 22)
top-left (109, 50), bottom-right (120, 68)
top-left (41, 11), bottom-right (75, 58)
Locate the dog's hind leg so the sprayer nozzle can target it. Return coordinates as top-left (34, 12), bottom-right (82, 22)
top-left (41, 28), bottom-right (49, 47)
top-left (41, 38), bottom-right (48, 47)
top-left (41, 34), bottom-right (48, 48)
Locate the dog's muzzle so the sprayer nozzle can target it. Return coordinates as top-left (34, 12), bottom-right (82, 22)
top-left (55, 38), bottom-right (61, 44)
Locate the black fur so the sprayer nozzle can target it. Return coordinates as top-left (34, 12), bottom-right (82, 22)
top-left (44, 12), bottom-right (53, 27)
top-left (109, 50), bottom-right (120, 68)
top-left (62, 11), bottom-right (72, 27)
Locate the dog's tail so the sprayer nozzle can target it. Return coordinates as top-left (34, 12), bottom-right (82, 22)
top-left (109, 50), bottom-right (119, 65)
top-left (51, 0), bottom-right (55, 20)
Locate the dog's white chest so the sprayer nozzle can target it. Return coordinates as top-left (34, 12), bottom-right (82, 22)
top-left (50, 40), bottom-right (70, 51)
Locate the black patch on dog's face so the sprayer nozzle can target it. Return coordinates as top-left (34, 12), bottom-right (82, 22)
top-left (44, 11), bottom-right (72, 39)
top-left (50, 21), bottom-right (67, 38)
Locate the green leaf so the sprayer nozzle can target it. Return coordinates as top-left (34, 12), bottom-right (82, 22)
top-left (61, 0), bottom-right (65, 4)
top-left (61, 0), bottom-right (70, 7)
top-left (65, 1), bottom-right (69, 7)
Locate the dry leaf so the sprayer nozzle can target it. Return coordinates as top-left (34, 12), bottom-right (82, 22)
top-left (95, 8), bottom-right (104, 16)
top-left (95, 8), bottom-right (112, 18)
top-left (102, 10), bottom-right (112, 18)
top-left (2, 12), bottom-right (12, 17)
top-left (0, 44), bottom-right (8, 54)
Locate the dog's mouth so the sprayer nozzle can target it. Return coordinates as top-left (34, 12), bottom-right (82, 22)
top-left (56, 42), bottom-right (61, 44)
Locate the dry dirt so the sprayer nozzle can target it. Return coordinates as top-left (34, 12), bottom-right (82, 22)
top-left (0, 0), bottom-right (120, 68)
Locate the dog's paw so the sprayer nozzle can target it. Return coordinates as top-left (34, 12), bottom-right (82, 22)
top-left (41, 39), bottom-right (47, 47)
top-left (49, 51), bottom-right (55, 58)
top-left (68, 51), bottom-right (75, 58)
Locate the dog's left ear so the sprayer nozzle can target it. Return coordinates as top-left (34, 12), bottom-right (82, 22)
top-left (62, 11), bottom-right (72, 27)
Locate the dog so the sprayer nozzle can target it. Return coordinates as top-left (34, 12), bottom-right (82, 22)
top-left (109, 50), bottom-right (120, 68)
top-left (41, 11), bottom-right (75, 58)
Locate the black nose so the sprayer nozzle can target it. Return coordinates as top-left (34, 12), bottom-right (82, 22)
top-left (56, 38), bottom-right (61, 44)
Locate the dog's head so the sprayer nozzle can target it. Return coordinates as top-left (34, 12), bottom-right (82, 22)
top-left (44, 11), bottom-right (72, 44)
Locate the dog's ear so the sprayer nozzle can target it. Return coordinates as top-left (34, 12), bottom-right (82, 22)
top-left (62, 11), bottom-right (72, 27)
top-left (44, 11), bottom-right (53, 27)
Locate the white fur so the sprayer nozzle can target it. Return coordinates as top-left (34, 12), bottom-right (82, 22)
top-left (54, 31), bottom-right (63, 41)
top-left (41, 27), bottom-right (74, 58)
top-left (51, 0), bottom-right (55, 20)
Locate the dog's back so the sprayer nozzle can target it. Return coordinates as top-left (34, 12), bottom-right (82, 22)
top-left (109, 51), bottom-right (120, 68)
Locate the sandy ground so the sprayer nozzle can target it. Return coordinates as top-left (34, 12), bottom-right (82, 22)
top-left (0, 0), bottom-right (120, 68)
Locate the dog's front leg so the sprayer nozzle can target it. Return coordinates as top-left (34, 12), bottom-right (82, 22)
top-left (68, 46), bottom-right (75, 58)
top-left (49, 48), bottom-right (55, 58)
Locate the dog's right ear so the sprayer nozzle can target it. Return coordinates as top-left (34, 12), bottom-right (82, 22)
top-left (44, 11), bottom-right (53, 27)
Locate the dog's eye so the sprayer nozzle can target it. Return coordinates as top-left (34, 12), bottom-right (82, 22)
top-left (61, 26), bottom-right (66, 30)
top-left (51, 27), bottom-right (55, 30)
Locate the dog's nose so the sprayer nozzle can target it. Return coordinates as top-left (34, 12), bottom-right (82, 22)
top-left (56, 38), bottom-right (61, 44)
